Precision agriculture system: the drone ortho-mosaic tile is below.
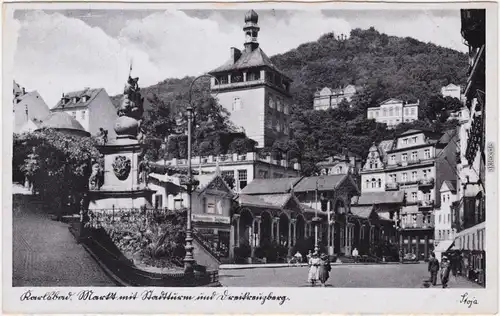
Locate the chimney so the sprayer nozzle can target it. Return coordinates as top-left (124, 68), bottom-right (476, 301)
top-left (22, 87), bottom-right (26, 95)
top-left (25, 104), bottom-right (29, 122)
top-left (230, 47), bottom-right (241, 64)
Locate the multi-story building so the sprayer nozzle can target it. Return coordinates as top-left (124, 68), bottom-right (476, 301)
top-left (13, 81), bottom-right (50, 134)
top-left (317, 151), bottom-right (363, 177)
top-left (450, 9), bottom-right (486, 286)
top-left (208, 10), bottom-right (293, 148)
top-left (50, 87), bottom-right (118, 139)
top-left (313, 85), bottom-right (358, 110)
top-left (155, 152), bottom-right (301, 193)
top-left (441, 83), bottom-right (462, 100)
top-left (434, 180), bottom-right (457, 261)
top-left (367, 98), bottom-right (419, 128)
top-left (359, 128), bottom-right (458, 260)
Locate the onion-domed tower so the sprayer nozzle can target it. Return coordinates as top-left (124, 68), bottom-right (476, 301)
top-left (243, 9), bottom-right (260, 52)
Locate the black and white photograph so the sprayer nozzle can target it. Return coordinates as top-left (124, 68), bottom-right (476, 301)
top-left (3, 2), bottom-right (498, 314)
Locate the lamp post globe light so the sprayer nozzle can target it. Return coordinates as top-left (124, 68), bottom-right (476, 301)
top-left (313, 176), bottom-right (325, 254)
top-left (183, 74), bottom-right (219, 274)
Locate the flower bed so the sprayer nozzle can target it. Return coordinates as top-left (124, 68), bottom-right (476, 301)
top-left (85, 208), bottom-right (187, 270)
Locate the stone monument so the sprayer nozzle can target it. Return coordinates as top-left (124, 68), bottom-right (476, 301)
top-left (88, 74), bottom-right (155, 209)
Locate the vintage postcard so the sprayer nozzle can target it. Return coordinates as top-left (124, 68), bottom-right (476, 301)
top-left (2, 1), bottom-right (498, 314)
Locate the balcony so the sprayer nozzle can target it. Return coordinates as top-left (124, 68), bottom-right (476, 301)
top-left (418, 177), bottom-right (435, 188)
top-left (418, 200), bottom-right (435, 210)
top-left (385, 182), bottom-right (399, 191)
top-left (408, 159), bottom-right (421, 165)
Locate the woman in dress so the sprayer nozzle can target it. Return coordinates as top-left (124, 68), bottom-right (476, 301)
top-left (308, 252), bottom-right (320, 286)
top-left (318, 253), bottom-right (331, 287)
top-left (441, 256), bottom-right (451, 288)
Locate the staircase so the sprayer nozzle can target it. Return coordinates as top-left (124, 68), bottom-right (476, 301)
top-left (192, 229), bottom-right (230, 269)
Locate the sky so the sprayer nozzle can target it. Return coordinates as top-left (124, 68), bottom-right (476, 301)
top-left (12, 9), bottom-right (467, 107)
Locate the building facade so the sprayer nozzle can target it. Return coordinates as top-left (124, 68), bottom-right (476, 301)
top-left (13, 81), bottom-right (50, 134)
top-left (313, 85), bottom-right (357, 110)
top-left (155, 152), bottom-right (301, 193)
top-left (208, 10), bottom-right (293, 148)
top-left (433, 180), bottom-right (457, 261)
top-left (359, 129), bottom-right (458, 260)
top-left (50, 87), bottom-right (118, 139)
top-left (317, 151), bottom-right (363, 177)
top-left (450, 9), bottom-right (486, 286)
top-left (367, 98), bottom-right (419, 128)
top-left (441, 83), bottom-right (462, 100)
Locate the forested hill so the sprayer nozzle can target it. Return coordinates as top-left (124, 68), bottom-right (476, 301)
top-left (112, 27), bottom-right (468, 112)
top-left (271, 27), bottom-right (468, 110)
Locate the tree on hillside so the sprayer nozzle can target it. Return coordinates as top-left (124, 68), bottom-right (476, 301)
top-left (421, 94), bottom-right (463, 123)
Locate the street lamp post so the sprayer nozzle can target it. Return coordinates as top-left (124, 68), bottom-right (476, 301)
top-left (183, 74), bottom-right (218, 274)
top-left (312, 176), bottom-right (324, 254)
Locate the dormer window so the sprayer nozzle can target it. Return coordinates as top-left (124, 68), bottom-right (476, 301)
top-left (82, 95), bottom-right (89, 103)
top-left (72, 97), bottom-right (79, 104)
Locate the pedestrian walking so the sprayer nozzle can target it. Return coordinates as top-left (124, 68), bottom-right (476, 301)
top-left (293, 251), bottom-right (303, 266)
top-left (307, 252), bottom-right (320, 286)
top-left (318, 253), bottom-right (331, 287)
top-left (306, 250), bottom-right (313, 262)
top-left (428, 253), bottom-right (440, 286)
top-left (441, 256), bottom-right (451, 288)
top-left (352, 248), bottom-right (359, 263)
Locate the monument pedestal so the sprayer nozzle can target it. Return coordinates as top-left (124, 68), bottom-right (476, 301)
top-left (88, 136), bottom-right (155, 210)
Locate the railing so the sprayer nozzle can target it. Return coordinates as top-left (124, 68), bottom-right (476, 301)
top-left (385, 182), bottom-right (399, 190)
top-left (192, 228), bottom-right (229, 261)
top-left (408, 159), bottom-right (421, 165)
top-left (418, 200), bottom-right (435, 208)
top-left (418, 178), bottom-right (435, 186)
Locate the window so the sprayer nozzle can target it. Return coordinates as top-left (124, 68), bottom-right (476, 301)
top-left (402, 173), bottom-right (408, 182)
top-left (395, 107), bottom-right (400, 116)
top-left (411, 192), bottom-right (417, 201)
top-left (238, 170), bottom-right (248, 190)
top-left (216, 199), bottom-right (223, 215)
top-left (423, 169), bottom-right (428, 179)
top-left (206, 198), bottom-right (216, 214)
top-left (411, 151), bottom-right (417, 160)
top-left (438, 214), bottom-right (441, 223)
top-left (442, 195), bottom-right (445, 203)
top-left (365, 179), bottom-right (370, 188)
top-left (377, 179), bottom-right (382, 188)
top-left (448, 214), bottom-right (451, 223)
top-left (81, 111), bottom-right (86, 120)
top-left (71, 111), bottom-right (76, 119)
top-left (258, 170), bottom-right (268, 179)
top-left (284, 104), bottom-right (289, 114)
top-left (232, 97), bottom-right (242, 111)
top-left (411, 171), bottom-right (417, 181)
top-left (375, 111), bottom-right (379, 117)
top-left (424, 149), bottom-right (431, 159)
top-left (371, 178), bottom-right (377, 188)
top-left (389, 107), bottom-right (394, 116)
top-left (402, 153), bottom-right (408, 161)
top-left (390, 174), bottom-right (397, 183)
top-left (404, 108), bottom-right (409, 116)
top-left (412, 136), bottom-right (417, 143)
top-left (439, 230), bottom-right (442, 239)
top-left (403, 138), bottom-right (408, 145)
top-left (269, 96), bottom-right (275, 109)
top-left (390, 155), bottom-right (396, 164)
top-left (411, 108), bottom-right (416, 116)
top-left (154, 195), bottom-right (163, 209)
top-left (382, 108), bottom-right (387, 116)
top-left (337, 166), bottom-right (343, 173)
top-left (277, 98), bottom-right (282, 112)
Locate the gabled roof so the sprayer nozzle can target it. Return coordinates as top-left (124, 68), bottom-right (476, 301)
top-left (293, 174), bottom-right (348, 192)
top-left (240, 177), bottom-right (303, 194)
top-left (441, 180), bottom-right (457, 193)
top-left (379, 98), bottom-right (403, 106)
top-left (351, 191), bottom-right (405, 206)
top-left (351, 205), bottom-right (375, 219)
top-left (209, 47), bottom-right (290, 80)
top-left (238, 194), bottom-right (281, 209)
top-left (51, 88), bottom-right (103, 110)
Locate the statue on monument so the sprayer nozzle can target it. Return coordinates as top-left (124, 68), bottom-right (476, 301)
top-left (114, 64), bottom-right (146, 139)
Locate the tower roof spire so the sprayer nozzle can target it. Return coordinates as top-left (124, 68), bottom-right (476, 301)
top-left (243, 9), bottom-right (260, 52)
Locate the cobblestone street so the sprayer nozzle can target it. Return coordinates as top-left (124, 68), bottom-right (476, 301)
top-left (12, 187), bottom-right (115, 286)
top-left (219, 263), bottom-right (483, 288)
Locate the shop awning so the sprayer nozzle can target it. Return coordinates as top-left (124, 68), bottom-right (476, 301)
top-left (434, 240), bottom-right (454, 253)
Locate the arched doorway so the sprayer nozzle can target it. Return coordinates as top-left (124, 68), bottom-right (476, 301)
top-left (278, 213), bottom-right (290, 248)
top-left (260, 211), bottom-right (273, 247)
top-left (239, 208), bottom-right (254, 247)
top-left (296, 215), bottom-right (305, 242)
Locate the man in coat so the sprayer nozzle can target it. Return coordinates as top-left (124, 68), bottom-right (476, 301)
top-left (428, 253), bottom-right (440, 286)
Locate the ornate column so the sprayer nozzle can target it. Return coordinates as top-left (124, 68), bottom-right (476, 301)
top-left (424, 235), bottom-right (429, 260)
top-left (250, 217), bottom-right (257, 258)
top-left (275, 217), bottom-right (280, 244)
top-left (291, 218), bottom-right (297, 247)
top-left (255, 216), bottom-right (262, 247)
top-left (331, 220), bottom-right (336, 255)
top-left (234, 214), bottom-right (241, 248)
top-left (416, 235), bottom-right (420, 259)
top-left (288, 219), bottom-right (294, 256)
top-left (270, 216), bottom-right (275, 241)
